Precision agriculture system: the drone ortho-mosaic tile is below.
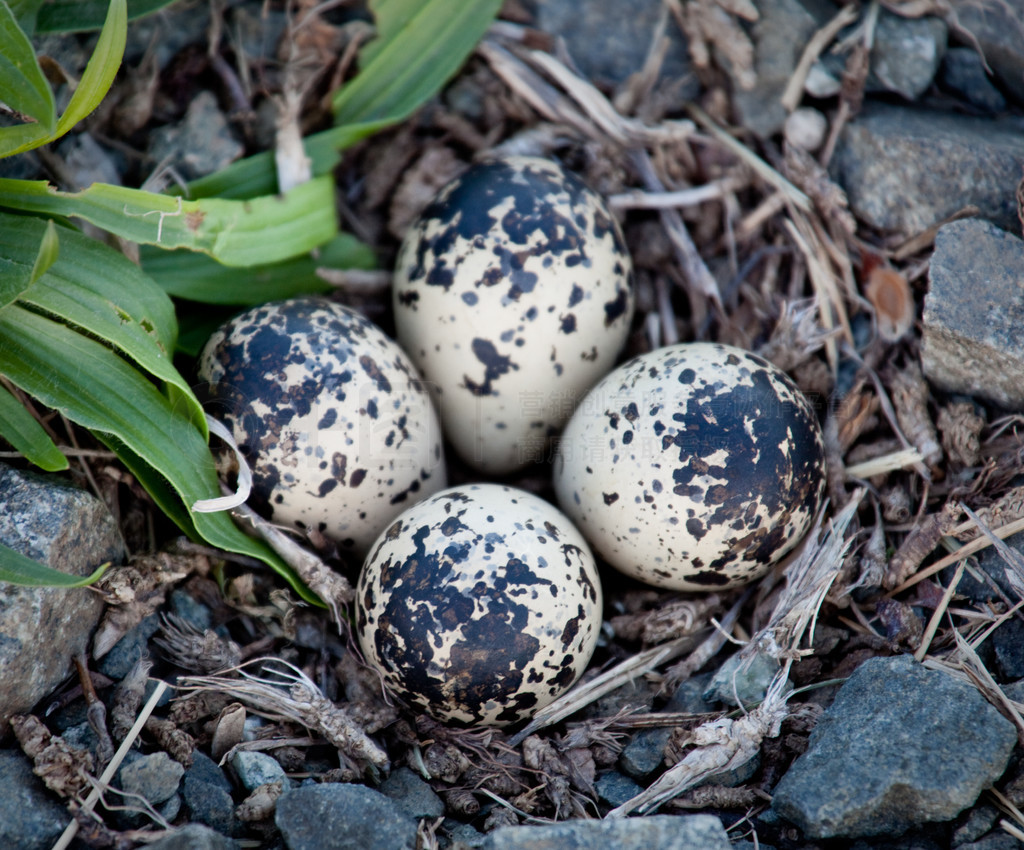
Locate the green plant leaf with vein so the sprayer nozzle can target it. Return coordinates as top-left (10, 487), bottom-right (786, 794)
top-left (0, 176), bottom-right (338, 267)
top-left (0, 381), bottom-right (67, 471)
top-left (182, 0), bottom-right (500, 200)
top-left (0, 541), bottom-right (108, 586)
top-left (0, 0), bottom-right (126, 158)
top-left (140, 232), bottom-right (376, 306)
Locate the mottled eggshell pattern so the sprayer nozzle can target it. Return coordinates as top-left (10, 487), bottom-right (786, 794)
top-left (197, 297), bottom-right (446, 555)
top-left (553, 343), bottom-right (826, 591)
top-left (393, 156), bottom-right (634, 476)
top-left (357, 484), bottom-right (603, 726)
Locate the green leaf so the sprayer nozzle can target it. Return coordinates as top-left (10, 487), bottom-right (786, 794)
top-left (0, 306), bottom-right (320, 604)
top-left (140, 231), bottom-right (376, 305)
top-left (0, 0), bottom-right (125, 158)
top-left (179, 122), bottom-right (385, 201)
top-left (333, 0), bottom-right (502, 124)
top-left (97, 433), bottom-right (321, 605)
top-left (0, 381), bottom-right (67, 471)
top-left (0, 175), bottom-right (338, 267)
top-left (36, 0), bottom-right (175, 33)
top-left (28, 218), bottom-right (58, 284)
top-left (0, 540), bottom-right (107, 587)
top-left (54, 0), bottom-right (127, 136)
top-left (0, 0), bottom-right (55, 129)
top-left (6, 0), bottom-right (45, 34)
top-left (0, 213), bottom-right (202, 429)
top-left (181, 0), bottom-right (499, 201)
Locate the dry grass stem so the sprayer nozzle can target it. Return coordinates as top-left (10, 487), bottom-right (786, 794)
top-left (914, 560), bottom-right (965, 661)
top-left (607, 179), bottom-right (743, 211)
top-left (178, 658), bottom-right (389, 770)
top-left (844, 448), bottom-right (925, 479)
top-left (781, 4), bottom-right (861, 111)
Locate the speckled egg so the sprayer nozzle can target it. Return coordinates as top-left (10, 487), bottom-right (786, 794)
top-left (197, 297), bottom-right (447, 555)
top-left (356, 484), bottom-right (603, 726)
top-left (553, 343), bottom-right (826, 591)
top-left (392, 156), bottom-right (634, 476)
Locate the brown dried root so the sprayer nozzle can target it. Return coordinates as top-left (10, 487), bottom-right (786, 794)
top-left (110, 656), bottom-right (152, 745)
top-left (888, 360), bottom-right (943, 471)
top-left (938, 402), bottom-right (985, 468)
top-left (154, 613), bottom-right (242, 673)
top-left (177, 658), bottom-right (388, 771)
top-left (520, 735), bottom-right (594, 819)
top-left (11, 714), bottom-right (94, 798)
top-left (955, 486), bottom-right (1024, 543)
top-left (145, 717), bottom-right (195, 768)
top-left (91, 553), bottom-right (195, 658)
top-left (667, 783), bottom-right (770, 810)
top-left (236, 781), bottom-right (285, 822)
top-left (884, 500), bottom-right (962, 589)
top-left (667, 0), bottom-right (757, 89)
top-left (781, 142), bottom-right (857, 239)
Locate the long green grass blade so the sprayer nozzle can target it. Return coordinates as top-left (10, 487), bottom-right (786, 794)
top-left (0, 176), bottom-right (337, 266)
top-left (0, 381), bottom-right (67, 471)
top-left (0, 0), bottom-right (55, 130)
top-left (333, 0), bottom-right (501, 124)
top-left (0, 213), bottom-right (202, 429)
top-left (0, 541), bottom-right (108, 586)
top-left (0, 306), bottom-right (320, 603)
top-left (54, 0), bottom-right (126, 136)
top-left (140, 231), bottom-right (376, 305)
top-left (27, 218), bottom-right (58, 283)
top-left (36, 0), bottom-right (172, 33)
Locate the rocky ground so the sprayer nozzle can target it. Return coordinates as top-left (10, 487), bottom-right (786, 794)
top-left (2, 0), bottom-right (1024, 848)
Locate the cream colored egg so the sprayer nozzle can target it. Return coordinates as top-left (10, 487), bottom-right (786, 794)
top-left (197, 297), bottom-right (447, 555)
top-left (553, 343), bottom-right (826, 591)
top-left (356, 484), bottom-right (603, 727)
top-left (393, 156), bottom-right (634, 475)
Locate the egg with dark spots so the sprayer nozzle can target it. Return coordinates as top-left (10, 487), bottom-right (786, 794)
top-left (553, 343), bottom-right (826, 591)
top-left (393, 156), bottom-right (634, 475)
top-left (197, 297), bottom-right (447, 555)
top-left (356, 484), bottom-right (603, 726)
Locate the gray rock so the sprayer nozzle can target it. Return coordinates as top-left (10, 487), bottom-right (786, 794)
top-left (992, 617), bottom-right (1024, 680)
top-left (940, 48), bottom-right (1008, 113)
top-left (948, 0), bottom-right (1024, 102)
top-left (483, 813), bottom-right (732, 849)
top-left (145, 823), bottom-right (240, 850)
top-left (231, 750), bottom-right (287, 792)
top-left (667, 672), bottom-right (716, 713)
top-left (832, 103), bottom-right (1024, 236)
top-left (958, 835), bottom-right (1023, 850)
top-left (704, 650), bottom-right (782, 707)
top-left (921, 219), bottom-right (1024, 409)
top-left (147, 90), bottom-right (244, 182)
top-left (730, 0), bottom-right (831, 137)
top-left (56, 133), bottom-right (122, 188)
top-left (953, 804), bottom-right (1000, 846)
top-left (771, 654), bottom-right (1016, 838)
top-left (275, 784), bottom-right (418, 850)
top-left (187, 750), bottom-right (234, 794)
top-left (380, 766), bottom-right (444, 819)
top-left (532, 0), bottom-right (698, 104)
top-left (595, 771), bottom-right (643, 807)
top-left (119, 751), bottom-right (185, 806)
top-left (867, 11), bottom-right (946, 100)
top-left (183, 775), bottom-right (236, 836)
top-left (0, 749), bottom-right (71, 850)
top-left (619, 726), bottom-right (672, 779)
top-left (97, 613), bottom-right (159, 679)
top-left (0, 464), bottom-right (123, 729)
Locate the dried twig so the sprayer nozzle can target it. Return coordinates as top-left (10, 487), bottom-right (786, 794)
top-left (178, 658), bottom-right (388, 770)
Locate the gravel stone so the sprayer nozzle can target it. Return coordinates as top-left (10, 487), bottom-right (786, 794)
top-left (832, 103), bottom-right (1024, 236)
top-left (119, 751), bottom-right (186, 805)
top-left (595, 771), bottom-right (643, 807)
top-left (231, 750), bottom-right (288, 791)
top-left (147, 90), bottom-right (244, 181)
top-left (771, 654), bottom-right (1016, 838)
top-left (187, 751), bottom-right (234, 794)
top-left (921, 219), bottom-right (1024, 409)
top-left (145, 823), bottom-right (240, 850)
top-left (483, 813), bottom-right (732, 849)
top-left (864, 11), bottom-right (946, 100)
top-left (275, 784), bottom-right (418, 850)
top-left (97, 613), bottom-right (160, 679)
top-left (704, 649), bottom-right (782, 707)
top-left (0, 464), bottom-right (123, 729)
top-left (380, 766), bottom-right (445, 819)
top-left (183, 775), bottom-right (237, 836)
top-left (939, 48), bottom-right (1007, 113)
top-left (619, 727), bottom-right (673, 779)
top-left (948, 0), bottom-right (1024, 101)
top-left (991, 617), bottom-right (1024, 680)
top-left (0, 749), bottom-right (73, 850)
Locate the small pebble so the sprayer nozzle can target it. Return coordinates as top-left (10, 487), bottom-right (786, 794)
top-left (784, 108), bottom-right (828, 153)
top-left (119, 751), bottom-right (185, 806)
top-left (380, 767), bottom-right (445, 819)
top-left (230, 751), bottom-right (287, 792)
